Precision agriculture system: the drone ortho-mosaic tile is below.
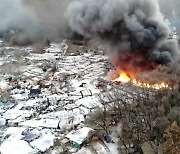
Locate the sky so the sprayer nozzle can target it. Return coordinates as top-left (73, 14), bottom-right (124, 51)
top-left (158, 0), bottom-right (180, 34)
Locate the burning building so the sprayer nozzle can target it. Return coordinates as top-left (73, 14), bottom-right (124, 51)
top-left (66, 0), bottom-right (180, 89)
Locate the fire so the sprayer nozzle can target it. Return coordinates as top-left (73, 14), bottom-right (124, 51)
top-left (113, 71), bottom-right (170, 90)
top-left (113, 73), bottom-right (130, 83)
top-left (132, 79), bottom-right (169, 90)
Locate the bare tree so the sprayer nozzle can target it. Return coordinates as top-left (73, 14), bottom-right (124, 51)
top-left (163, 122), bottom-right (180, 154)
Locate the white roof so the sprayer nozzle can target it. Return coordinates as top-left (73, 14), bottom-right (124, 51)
top-left (0, 138), bottom-right (37, 154)
top-left (66, 127), bottom-right (94, 144)
top-left (30, 133), bottom-right (55, 152)
top-left (75, 96), bottom-right (100, 109)
top-left (19, 118), bottom-right (60, 129)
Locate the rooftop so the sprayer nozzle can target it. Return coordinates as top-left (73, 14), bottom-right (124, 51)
top-left (66, 127), bottom-right (94, 145)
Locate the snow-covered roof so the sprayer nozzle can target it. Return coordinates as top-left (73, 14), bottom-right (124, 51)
top-left (0, 138), bottom-right (38, 154)
top-left (66, 127), bottom-right (94, 145)
top-left (30, 133), bottom-right (55, 152)
top-left (19, 118), bottom-right (60, 129)
top-left (75, 96), bottom-right (100, 109)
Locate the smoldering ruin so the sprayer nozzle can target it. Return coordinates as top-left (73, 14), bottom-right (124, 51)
top-left (66, 0), bottom-right (179, 70)
top-left (0, 0), bottom-right (179, 65)
top-left (0, 0), bottom-right (179, 89)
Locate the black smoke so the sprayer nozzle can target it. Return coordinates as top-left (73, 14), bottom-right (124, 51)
top-left (66, 0), bottom-right (179, 65)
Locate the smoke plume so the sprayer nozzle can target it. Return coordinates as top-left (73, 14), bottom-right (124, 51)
top-left (66, 0), bottom-right (179, 67)
top-left (0, 0), bottom-right (71, 44)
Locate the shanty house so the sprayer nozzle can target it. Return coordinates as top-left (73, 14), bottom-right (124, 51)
top-left (66, 127), bottom-right (94, 149)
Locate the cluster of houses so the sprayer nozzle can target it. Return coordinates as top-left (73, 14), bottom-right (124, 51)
top-left (0, 40), bottom-right (120, 153)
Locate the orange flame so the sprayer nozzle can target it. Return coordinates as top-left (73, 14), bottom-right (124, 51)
top-left (113, 71), bottom-right (170, 90)
top-left (113, 73), bottom-right (131, 83)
